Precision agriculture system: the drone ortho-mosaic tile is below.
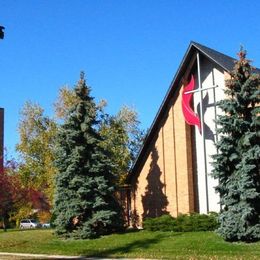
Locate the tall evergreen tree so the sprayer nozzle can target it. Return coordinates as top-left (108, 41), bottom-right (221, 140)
top-left (212, 49), bottom-right (260, 242)
top-left (53, 72), bottom-right (123, 239)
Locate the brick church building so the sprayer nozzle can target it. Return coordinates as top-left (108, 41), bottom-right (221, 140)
top-left (124, 42), bottom-right (259, 227)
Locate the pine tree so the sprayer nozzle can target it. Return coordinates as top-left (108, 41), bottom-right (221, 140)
top-left (212, 49), bottom-right (260, 242)
top-left (53, 72), bottom-right (123, 239)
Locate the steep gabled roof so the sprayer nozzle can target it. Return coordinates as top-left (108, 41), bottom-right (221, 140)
top-left (127, 41), bottom-right (260, 182)
top-left (192, 41), bottom-right (260, 74)
top-left (191, 41), bottom-right (236, 71)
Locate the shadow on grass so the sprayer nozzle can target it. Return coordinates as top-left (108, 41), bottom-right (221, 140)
top-left (116, 228), bottom-right (141, 234)
top-left (81, 232), bottom-right (183, 258)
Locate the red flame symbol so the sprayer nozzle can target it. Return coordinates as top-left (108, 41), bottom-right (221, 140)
top-left (181, 75), bottom-right (201, 131)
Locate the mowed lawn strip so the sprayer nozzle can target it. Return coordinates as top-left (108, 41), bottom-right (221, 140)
top-left (0, 229), bottom-right (260, 259)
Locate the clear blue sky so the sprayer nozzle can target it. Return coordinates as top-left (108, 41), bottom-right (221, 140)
top-left (1, 0), bottom-right (260, 158)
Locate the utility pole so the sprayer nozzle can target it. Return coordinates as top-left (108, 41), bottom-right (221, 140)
top-left (0, 108), bottom-right (3, 175)
top-left (0, 25), bottom-right (4, 176)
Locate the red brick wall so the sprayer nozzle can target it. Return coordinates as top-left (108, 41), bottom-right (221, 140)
top-left (130, 87), bottom-right (195, 227)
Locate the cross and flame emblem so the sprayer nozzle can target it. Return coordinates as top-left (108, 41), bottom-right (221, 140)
top-left (181, 75), bottom-right (201, 131)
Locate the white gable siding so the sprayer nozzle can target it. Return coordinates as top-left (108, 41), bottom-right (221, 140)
top-left (193, 58), bottom-right (225, 213)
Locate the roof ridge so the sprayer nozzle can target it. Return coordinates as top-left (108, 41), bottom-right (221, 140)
top-left (191, 41), bottom-right (235, 59)
top-left (191, 41), bottom-right (260, 73)
top-left (190, 41), bottom-right (236, 71)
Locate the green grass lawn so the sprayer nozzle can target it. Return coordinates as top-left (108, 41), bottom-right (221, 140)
top-left (0, 229), bottom-right (260, 259)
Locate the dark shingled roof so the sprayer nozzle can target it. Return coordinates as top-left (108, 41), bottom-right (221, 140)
top-left (127, 41), bottom-right (260, 182)
top-left (191, 41), bottom-right (236, 71)
top-left (191, 41), bottom-right (260, 74)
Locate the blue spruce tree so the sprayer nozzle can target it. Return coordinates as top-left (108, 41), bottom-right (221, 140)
top-left (213, 50), bottom-right (260, 242)
top-left (53, 72), bottom-right (124, 239)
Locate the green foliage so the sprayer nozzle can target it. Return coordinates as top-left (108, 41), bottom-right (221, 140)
top-left (116, 106), bottom-right (147, 167)
top-left (54, 86), bottom-right (81, 121)
top-left (54, 86), bottom-right (145, 186)
top-left (143, 213), bottom-right (219, 232)
top-left (99, 105), bottom-right (146, 185)
top-left (53, 72), bottom-right (124, 239)
top-left (212, 49), bottom-right (260, 242)
top-left (143, 214), bottom-right (174, 231)
top-left (99, 114), bottom-right (130, 185)
top-left (16, 101), bottom-right (57, 206)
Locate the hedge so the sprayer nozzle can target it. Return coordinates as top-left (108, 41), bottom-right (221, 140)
top-left (143, 212), bottom-right (219, 232)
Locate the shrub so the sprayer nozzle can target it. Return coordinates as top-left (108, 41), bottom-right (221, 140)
top-left (143, 214), bottom-right (174, 231)
top-left (143, 212), bottom-right (219, 232)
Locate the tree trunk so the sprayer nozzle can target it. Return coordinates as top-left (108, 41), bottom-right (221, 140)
top-left (3, 215), bottom-right (7, 232)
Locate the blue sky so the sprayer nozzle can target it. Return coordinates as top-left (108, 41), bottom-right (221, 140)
top-left (1, 0), bottom-right (260, 158)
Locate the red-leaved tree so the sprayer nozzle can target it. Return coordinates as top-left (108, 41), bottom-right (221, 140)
top-left (0, 156), bottom-right (27, 230)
